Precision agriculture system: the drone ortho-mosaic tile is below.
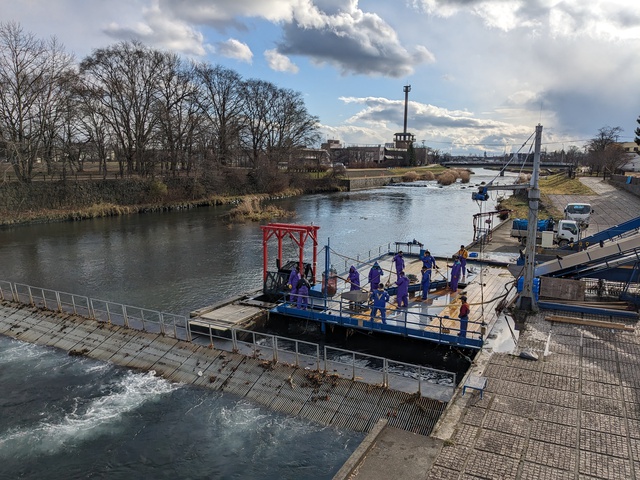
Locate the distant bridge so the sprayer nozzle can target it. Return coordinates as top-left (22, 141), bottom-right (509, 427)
top-left (441, 160), bottom-right (573, 169)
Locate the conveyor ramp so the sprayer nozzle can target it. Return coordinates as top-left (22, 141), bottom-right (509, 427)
top-left (565, 215), bottom-right (640, 250)
top-left (534, 234), bottom-right (640, 278)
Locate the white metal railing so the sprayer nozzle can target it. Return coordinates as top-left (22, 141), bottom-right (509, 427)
top-left (4, 281), bottom-right (190, 341)
top-left (1, 279), bottom-right (456, 398)
top-left (282, 295), bottom-right (484, 343)
top-left (324, 346), bottom-right (456, 397)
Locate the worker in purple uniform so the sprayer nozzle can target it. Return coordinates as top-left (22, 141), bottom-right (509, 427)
top-left (370, 283), bottom-right (390, 324)
top-left (392, 251), bottom-right (405, 279)
top-left (395, 270), bottom-right (409, 308)
top-left (420, 266), bottom-right (431, 301)
top-left (420, 250), bottom-right (438, 280)
top-left (449, 256), bottom-right (462, 292)
top-left (296, 277), bottom-right (310, 310)
top-left (347, 265), bottom-right (360, 291)
top-left (368, 262), bottom-right (384, 292)
top-left (287, 268), bottom-right (300, 303)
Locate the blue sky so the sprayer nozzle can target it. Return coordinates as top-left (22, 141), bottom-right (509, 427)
top-left (2, 0), bottom-right (639, 155)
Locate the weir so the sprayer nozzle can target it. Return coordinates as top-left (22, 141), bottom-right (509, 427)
top-left (0, 281), bottom-right (452, 436)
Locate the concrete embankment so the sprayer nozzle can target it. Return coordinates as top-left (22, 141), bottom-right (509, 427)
top-left (0, 301), bottom-right (446, 437)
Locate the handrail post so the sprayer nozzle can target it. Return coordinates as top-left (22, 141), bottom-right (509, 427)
top-left (383, 358), bottom-right (389, 388)
top-left (159, 313), bottom-right (165, 335)
top-left (89, 298), bottom-right (96, 319)
top-left (106, 302), bottom-right (112, 324)
top-left (27, 286), bottom-right (34, 306)
top-left (71, 295), bottom-right (77, 315)
top-left (55, 291), bottom-right (62, 312)
top-left (140, 310), bottom-right (146, 331)
top-left (352, 352), bottom-right (356, 380)
top-left (274, 336), bottom-right (279, 363)
top-left (232, 328), bottom-right (238, 351)
top-left (323, 345), bottom-right (328, 373)
top-left (123, 305), bottom-right (130, 328)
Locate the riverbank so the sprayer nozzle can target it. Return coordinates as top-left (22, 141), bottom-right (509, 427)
top-left (0, 189), bottom-right (309, 228)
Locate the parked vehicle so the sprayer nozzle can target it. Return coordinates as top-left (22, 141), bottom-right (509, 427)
top-left (510, 218), bottom-right (580, 247)
top-left (564, 203), bottom-right (593, 228)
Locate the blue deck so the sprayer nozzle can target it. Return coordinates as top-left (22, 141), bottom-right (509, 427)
top-left (271, 299), bottom-right (483, 349)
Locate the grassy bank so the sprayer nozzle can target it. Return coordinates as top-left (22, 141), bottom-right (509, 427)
top-left (0, 189), bottom-right (303, 228)
top-left (498, 173), bottom-right (594, 218)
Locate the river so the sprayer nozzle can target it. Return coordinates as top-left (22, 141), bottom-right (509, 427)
top-left (0, 168), bottom-right (516, 479)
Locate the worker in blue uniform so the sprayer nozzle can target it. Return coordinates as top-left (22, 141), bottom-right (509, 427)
top-left (296, 277), bottom-right (310, 310)
top-left (395, 270), bottom-right (409, 308)
top-left (370, 283), bottom-right (390, 324)
top-left (420, 267), bottom-right (431, 301)
top-left (420, 250), bottom-right (438, 279)
top-left (287, 268), bottom-right (300, 303)
top-left (347, 265), bottom-right (360, 291)
top-left (368, 262), bottom-right (383, 292)
top-left (392, 251), bottom-right (405, 279)
top-left (450, 256), bottom-right (462, 292)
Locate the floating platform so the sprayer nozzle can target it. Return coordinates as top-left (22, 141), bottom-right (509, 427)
top-left (271, 254), bottom-right (516, 350)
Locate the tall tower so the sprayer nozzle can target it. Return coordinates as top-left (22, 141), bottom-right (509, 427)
top-left (394, 84), bottom-right (415, 148)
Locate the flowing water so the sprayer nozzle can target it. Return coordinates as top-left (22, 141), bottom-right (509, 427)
top-left (0, 168), bottom-right (516, 478)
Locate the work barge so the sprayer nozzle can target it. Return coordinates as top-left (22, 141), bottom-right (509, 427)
top-left (189, 223), bottom-right (515, 353)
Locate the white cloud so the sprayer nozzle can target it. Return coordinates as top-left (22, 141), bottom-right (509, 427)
top-left (103, 2), bottom-right (206, 55)
top-left (216, 38), bottom-right (253, 63)
top-left (264, 49), bottom-right (299, 73)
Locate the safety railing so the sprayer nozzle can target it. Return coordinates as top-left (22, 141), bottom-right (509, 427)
top-left (324, 346), bottom-right (456, 397)
top-left (190, 321), bottom-right (321, 370)
top-left (1, 279), bottom-right (455, 398)
top-left (4, 281), bottom-right (190, 341)
top-left (282, 295), bottom-right (484, 344)
top-left (337, 242), bottom-right (392, 273)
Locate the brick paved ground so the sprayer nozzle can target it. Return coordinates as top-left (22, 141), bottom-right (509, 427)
top-left (428, 311), bottom-right (640, 479)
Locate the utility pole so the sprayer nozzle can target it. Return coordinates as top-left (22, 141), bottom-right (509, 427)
top-left (517, 124), bottom-right (543, 312)
top-left (471, 124), bottom-right (543, 312)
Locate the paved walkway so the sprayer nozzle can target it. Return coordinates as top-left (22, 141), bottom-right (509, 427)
top-left (546, 176), bottom-right (640, 234)
top-left (428, 312), bottom-right (640, 479)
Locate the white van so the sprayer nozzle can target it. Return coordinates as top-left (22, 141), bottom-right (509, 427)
top-left (564, 203), bottom-right (593, 228)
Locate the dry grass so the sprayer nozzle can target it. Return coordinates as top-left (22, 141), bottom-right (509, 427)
top-left (539, 173), bottom-right (594, 195)
top-left (437, 172), bottom-right (456, 185)
top-left (402, 171), bottom-right (419, 182)
top-left (419, 171), bottom-right (436, 181)
top-left (457, 169), bottom-right (471, 183)
top-left (224, 196), bottom-right (294, 223)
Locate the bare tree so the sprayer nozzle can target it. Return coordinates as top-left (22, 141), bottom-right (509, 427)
top-left (240, 79), bottom-right (275, 167)
top-left (154, 54), bottom-right (200, 176)
top-left (80, 41), bottom-right (165, 176)
top-left (586, 126), bottom-right (624, 177)
top-left (194, 64), bottom-right (245, 167)
top-left (0, 22), bottom-right (75, 182)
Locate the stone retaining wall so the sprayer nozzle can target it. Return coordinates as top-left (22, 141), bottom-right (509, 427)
top-left (609, 174), bottom-right (640, 197)
top-left (340, 175), bottom-right (402, 191)
top-left (0, 177), bottom-right (198, 212)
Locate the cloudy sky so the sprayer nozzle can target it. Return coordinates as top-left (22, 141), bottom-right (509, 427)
top-left (2, 0), bottom-right (639, 155)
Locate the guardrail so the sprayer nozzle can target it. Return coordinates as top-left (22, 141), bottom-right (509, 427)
top-left (5, 281), bottom-right (190, 341)
top-left (1, 280), bottom-right (456, 398)
top-left (291, 295), bottom-right (484, 343)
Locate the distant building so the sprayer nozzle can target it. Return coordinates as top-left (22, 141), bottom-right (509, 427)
top-left (620, 142), bottom-right (640, 172)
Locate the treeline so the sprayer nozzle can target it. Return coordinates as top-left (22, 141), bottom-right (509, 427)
top-left (0, 22), bottom-right (320, 189)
